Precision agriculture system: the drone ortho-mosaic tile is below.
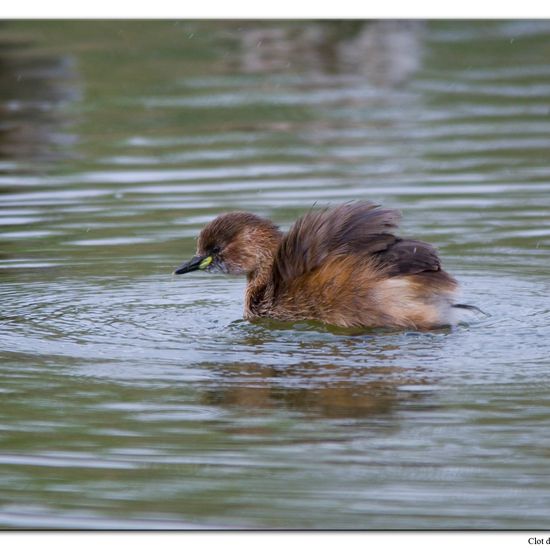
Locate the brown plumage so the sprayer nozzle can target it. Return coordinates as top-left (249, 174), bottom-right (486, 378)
top-left (174, 202), bottom-right (464, 330)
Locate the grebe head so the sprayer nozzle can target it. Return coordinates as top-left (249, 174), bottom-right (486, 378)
top-left (174, 211), bottom-right (282, 277)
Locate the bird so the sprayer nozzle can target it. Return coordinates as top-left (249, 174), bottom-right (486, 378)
top-left (173, 201), bottom-right (478, 330)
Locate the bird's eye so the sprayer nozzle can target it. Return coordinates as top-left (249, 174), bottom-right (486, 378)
top-left (211, 246), bottom-right (221, 255)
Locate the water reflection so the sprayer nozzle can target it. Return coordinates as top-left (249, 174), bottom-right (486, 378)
top-left (237, 21), bottom-right (424, 86)
top-left (200, 360), bottom-right (434, 419)
top-left (0, 32), bottom-right (79, 163)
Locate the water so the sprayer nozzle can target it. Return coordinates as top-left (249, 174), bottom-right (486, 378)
top-left (1, 20), bottom-right (550, 529)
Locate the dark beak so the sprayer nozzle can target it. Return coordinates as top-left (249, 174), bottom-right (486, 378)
top-left (173, 255), bottom-right (212, 275)
top-left (173, 255), bottom-right (204, 275)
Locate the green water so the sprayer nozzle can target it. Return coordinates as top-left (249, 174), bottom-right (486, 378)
top-left (1, 20), bottom-right (550, 529)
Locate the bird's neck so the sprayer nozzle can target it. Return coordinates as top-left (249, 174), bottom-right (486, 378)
top-left (243, 240), bottom-right (280, 319)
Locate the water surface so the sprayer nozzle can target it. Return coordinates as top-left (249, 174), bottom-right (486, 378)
top-left (1, 20), bottom-right (550, 529)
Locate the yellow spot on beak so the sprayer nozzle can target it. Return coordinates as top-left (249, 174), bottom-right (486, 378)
top-left (199, 256), bottom-right (213, 270)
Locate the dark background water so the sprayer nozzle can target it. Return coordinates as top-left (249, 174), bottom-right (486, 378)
top-left (1, 20), bottom-right (550, 528)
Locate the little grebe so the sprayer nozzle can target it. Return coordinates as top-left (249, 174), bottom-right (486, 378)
top-left (174, 202), bottom-right (473, 329)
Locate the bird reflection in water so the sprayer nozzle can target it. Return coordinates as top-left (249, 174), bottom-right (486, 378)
top-left (198, 359), bottom-right (436, 420)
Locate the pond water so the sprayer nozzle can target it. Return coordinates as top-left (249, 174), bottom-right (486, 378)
top-left (1, 20), bottom-right (550, 529)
